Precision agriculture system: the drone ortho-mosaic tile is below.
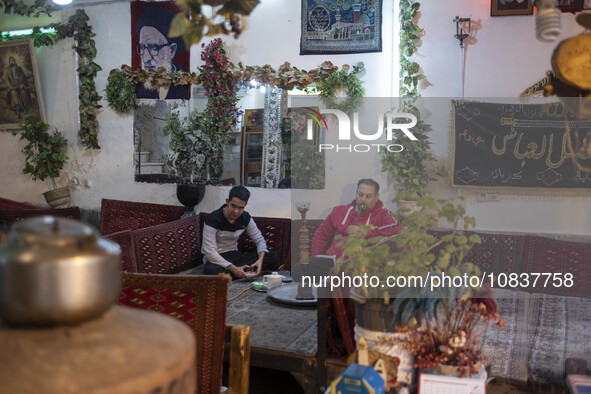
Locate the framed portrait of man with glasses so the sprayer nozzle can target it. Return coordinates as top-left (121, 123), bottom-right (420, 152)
top-left (131, 1), bottom-right (190, 100)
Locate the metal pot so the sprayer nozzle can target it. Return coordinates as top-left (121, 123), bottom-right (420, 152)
top-left (0, 216), bottom-right (121, 326)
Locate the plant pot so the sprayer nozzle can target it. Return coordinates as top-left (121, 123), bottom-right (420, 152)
top-left (43, 186), bottom-right (71, 208)
top-left (422, 361), bottom-right (487, 380)
top-left (354, 321), bottom-right (417, 386)
top-left (176, 183), bottom-right (206, 217)
top-left (353, 296), bottom-right (396, 332)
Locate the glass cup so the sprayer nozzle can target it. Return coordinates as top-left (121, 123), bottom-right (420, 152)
top-left (244, 266), bottom-right (256, 279)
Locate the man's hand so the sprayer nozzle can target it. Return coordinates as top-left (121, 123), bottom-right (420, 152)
top-left (227, 264), bottom-right (247, 279)
top-left (346, 225), bottom-right (364, 238)
top-left (251, 258), bottom-right (263, 275)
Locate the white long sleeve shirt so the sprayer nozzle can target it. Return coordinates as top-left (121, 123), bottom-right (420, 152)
top-left (201, 205), bottom-right (268, 268)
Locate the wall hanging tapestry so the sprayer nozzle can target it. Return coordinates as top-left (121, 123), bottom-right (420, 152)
top-left (451, 100), bottom-right (591, 191)
top-left (0, 39), bottom-right (45, 129)
top-left (300, 0), bottom-right (382, 55)
top-left (131, 1), bottom-right (190, 100)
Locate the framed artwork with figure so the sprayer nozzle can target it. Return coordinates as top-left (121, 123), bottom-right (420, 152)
top-left (0, 39), bottom-right (45, 130)
top-left (131, 0), bottom-right (190, 100)
top-left (556, 0), bottom-right (583, 12)
top-left (491, 0), bottom-right (534, 16)
top-left (584, 0), bottom-right (591, 9)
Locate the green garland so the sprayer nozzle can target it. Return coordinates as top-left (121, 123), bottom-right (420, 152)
top-left (0, 8), bottom-right (102, 150)
top-left (0, 0), bottom-right (54, 17)
top-left (105, 70), bottom-right (136, 115)
top-left (0, 27), bottom-right (56, 47)
top-left (317, 62), bottom-right (365, 115)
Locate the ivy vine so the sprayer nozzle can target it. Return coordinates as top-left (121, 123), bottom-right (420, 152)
top-left (0, 8), bottom-right (102, 150)
top-left (380, 0), bottom-right (440, 198)
top-left (0, 0), bottom-right (54, 18)
top-left (52, 10), bottom-right (102, 149)
top-left (317, 61), bottom-right (365, 115)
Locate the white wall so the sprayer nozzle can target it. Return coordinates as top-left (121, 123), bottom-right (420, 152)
top-left (0, 0), bottom-right (589, 235)
top-left (417, 0), bottom-right (590, 235)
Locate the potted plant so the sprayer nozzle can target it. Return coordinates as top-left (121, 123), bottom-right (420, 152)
top-left (162, 111), bottom-right (226, 215)
top-left (335, 195), bottom-right (484, 387)
top-left (337, 194), bottom-right (482, 315)
top-left (11, 115), bottom-right (71, 207)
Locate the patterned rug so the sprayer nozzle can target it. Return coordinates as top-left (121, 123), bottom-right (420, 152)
top-left (523, 235), bottom-right (591, 298)
top-left (528, 294), bottom-right (591, 385)
top-left (481, 289), bottom-right (531, 382)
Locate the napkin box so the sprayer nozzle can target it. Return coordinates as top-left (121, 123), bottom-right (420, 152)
top-left (331, 363), bottom-right (385, 394)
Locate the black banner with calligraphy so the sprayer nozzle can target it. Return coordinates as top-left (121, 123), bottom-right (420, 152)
top-left (451, 100), bottom-right (591, 190)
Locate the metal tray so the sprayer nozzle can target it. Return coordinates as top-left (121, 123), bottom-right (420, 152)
top-left (266, 283), bottom-right (317, 306)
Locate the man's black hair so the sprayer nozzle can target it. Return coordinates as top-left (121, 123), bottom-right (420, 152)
top-left (135, 5), bottom-right (185, 54)
top-left (357, 178), bottom-right (380, 194)
top-left (229, 185), bottom-right (251, 203)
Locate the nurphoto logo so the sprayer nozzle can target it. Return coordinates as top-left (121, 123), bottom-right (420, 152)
top-left (305, 108), bottom-right (418, 153)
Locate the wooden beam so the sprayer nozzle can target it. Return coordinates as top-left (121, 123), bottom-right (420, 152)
top-left (227, 324), bottom-right (250, 394)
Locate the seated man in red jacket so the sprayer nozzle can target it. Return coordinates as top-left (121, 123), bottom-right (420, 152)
top-left (311, 178), bottom-right (402, 260)
top-left (292, 179), bottom-right (402, 282)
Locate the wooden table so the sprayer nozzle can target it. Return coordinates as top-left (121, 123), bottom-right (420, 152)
top-left (224, 280), bottom-right (322, 392)
top-left (0, 306), bottom-right (196, 394)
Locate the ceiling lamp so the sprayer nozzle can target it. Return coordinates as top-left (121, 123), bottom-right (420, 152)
top-left (53, 0), bottom-right (73, 5)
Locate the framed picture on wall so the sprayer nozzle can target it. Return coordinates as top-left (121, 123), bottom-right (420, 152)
top-left (557, 0), bottom-right (583, 12)
top-left (491, 0), bottom-right (534, 16)
top-left (0, 39), bottom-right (45, 130)
top-left (131, 1), bottom-right (190, 100)
top-left (584, 0), bottom-right (591, 9)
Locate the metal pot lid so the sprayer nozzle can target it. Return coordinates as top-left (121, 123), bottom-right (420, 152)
top-left (11, 216), bottom-right (97, 248)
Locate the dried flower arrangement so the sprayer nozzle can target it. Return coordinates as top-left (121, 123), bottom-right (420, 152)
top-left (390, 287), bottom-right (505, 378)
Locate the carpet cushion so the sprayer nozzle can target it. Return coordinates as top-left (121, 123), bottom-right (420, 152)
top-left (0, 197), bottom-right (38, 210)
top-left (429, 230), bottom-right (524, 275)
top-left (131, 216), bottom-right (200, 274)
top-left (119, 273), bottom-right (230, 394)
top-left (523, 235), bottom-right (591, 297)
top-left (0, 206), bottom-right (81, 225)
top-left (100, 198), bottom-right (184, 235)
top-left (103, 230), bottom-right (137, 272)
top-left (465, 232), bottom-right (525, 275)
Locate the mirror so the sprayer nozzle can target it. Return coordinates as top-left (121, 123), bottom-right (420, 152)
top-left (133, 82), bottom-right (325, 189)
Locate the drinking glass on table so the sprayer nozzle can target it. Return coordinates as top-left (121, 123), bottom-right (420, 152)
top-left (243, 265), bottom-right (256, 279)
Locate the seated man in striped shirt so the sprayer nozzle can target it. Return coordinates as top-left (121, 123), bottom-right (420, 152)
top-left (202, 186), bottom-right (278, 279)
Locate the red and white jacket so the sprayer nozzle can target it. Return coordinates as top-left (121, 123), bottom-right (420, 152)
top-left (310, 199), bottom-right (401, 258)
